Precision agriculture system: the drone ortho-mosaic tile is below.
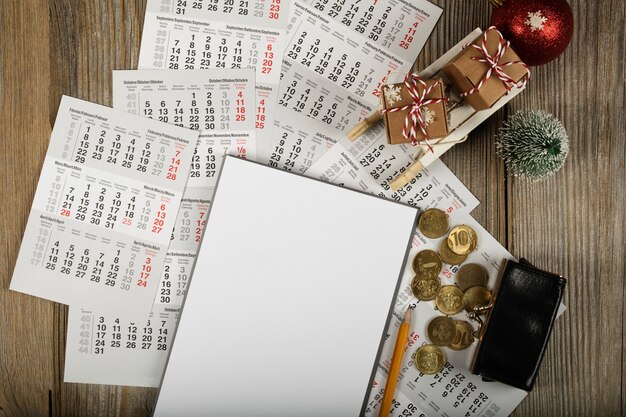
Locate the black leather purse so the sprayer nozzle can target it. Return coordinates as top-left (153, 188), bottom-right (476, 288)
top-left (470, 259), bottom-right (566, 391)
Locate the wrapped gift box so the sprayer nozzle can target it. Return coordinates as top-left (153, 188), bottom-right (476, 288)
top-left (442, 27), bottom-right (529, 110)
top-left (381, 78), bottom-right (448, 145)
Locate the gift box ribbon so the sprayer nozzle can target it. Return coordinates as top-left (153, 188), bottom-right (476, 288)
top-left (381, 74), bottom-right (448, 151)
top-left (460, 26), bottom-right (530, 98)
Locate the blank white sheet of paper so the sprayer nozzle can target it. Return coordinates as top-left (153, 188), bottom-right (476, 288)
top-left (153, 156), bottom-right (419, 417)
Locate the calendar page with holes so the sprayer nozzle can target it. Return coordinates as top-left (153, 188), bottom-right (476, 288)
top-left (112, 68), bottom-right (256, 176)
top-left (9, 96), bottom-right (198, 316)
top-left (269, 0), bottom-right (441, 169)
top-left (64, 184), bottom-right (212, 386)
top-left (139, 0), bottom-right (292, 163)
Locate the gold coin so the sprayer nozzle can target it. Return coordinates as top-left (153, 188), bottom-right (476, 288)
top-left (411, 275), bottom-right (441, 301)
top-left (427, 316), bottom-right (456, 346)
top-left (438, 239), bottom-right (467, 265)
top-left (447, 225), bottom-right (478, 255)
top-left (415, 344), bottom-right (446, 375)
top-left (435, 285), bottom-right (464, 315)
top-left (412, 250), bottom-right (442, 278)
top-left (456, 263), bottom-right (488, 291)
top-left (448, 320), bottom-right (475, 351)
top-left (418, 208), bottom-right (449, 239)
top-left (463, 286), bottom-right (492, 313)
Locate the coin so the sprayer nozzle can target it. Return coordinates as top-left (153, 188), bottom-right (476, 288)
top-left (438, 239), bottom-right (468, 265)
top-left (418, 208), bottom-right (449, 239)
top-left (463, 286), bottom-right (492, 312)
top-left (415, 344), bottom-right (446, 375)
top-left (456, 263), bottom-right (488, 291)
top-left (411, 275), bottom-right (441, 301)
top-left (427, 316), bottom-right (456, 346)
top-left (448, 320), bottom-right (475, 350)
top-left (435, 285), bottom-right (464, 315)
top-left (412, 249), bottom-right (442, 277)
top-left (447, 225), bottom-right (478, 255)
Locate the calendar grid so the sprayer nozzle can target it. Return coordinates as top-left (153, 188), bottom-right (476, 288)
top-left (10, 96), bottom-right (198, 315)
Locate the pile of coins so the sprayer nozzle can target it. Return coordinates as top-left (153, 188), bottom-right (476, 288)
top-left (412, 208), bottom-right (493, 375)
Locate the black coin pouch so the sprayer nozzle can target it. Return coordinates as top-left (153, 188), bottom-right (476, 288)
top-left (471, 259), bottom-right (566, 391)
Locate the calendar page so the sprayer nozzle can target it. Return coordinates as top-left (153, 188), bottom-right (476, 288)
top-left (139, 0), bottom-right (292, 162)
top-left (297, 0), bottom-right (442, 64)
top-left (139, 7), bottom-right (286, 85)
top-left (266, 0), bottom-right (441, 169)
top-left (278, 0), bottom-right (442, 129)
top-left (63, 69), bottom-right (256, 386)
top-left (64, 184), bottom-right (212, 386)
top-left (307, 124), bottom-right (480, 210)
top-left (10, 96), bottom-right (198, 316)
top-left (112, 68), bottom-right (256, 177)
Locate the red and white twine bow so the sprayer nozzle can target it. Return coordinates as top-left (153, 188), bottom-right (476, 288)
top-left (381, 74), bottom-right (448, 151)
top-left (460, 26), bottom-right (530, 98)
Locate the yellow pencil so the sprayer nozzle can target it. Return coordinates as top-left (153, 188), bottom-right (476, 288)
top-left (379, 306), bottom-right (413, 417)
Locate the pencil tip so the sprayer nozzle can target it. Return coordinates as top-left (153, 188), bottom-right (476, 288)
top-left (404, 307), bottom-right (413, 321)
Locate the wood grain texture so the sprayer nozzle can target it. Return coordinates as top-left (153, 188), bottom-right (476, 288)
top-left (506, 1), bottom-right (625, 416)
top-left (0, 1), bottom-right (624, 416)
top-left (1, 1), bottom-right (55, 416)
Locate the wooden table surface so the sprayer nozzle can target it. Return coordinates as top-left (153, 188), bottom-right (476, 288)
top-left (1, 1), bottom-right (624, 416)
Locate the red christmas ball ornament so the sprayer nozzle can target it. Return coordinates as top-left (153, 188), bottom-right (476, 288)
top-left (490, 0), bottom-right (574, 66)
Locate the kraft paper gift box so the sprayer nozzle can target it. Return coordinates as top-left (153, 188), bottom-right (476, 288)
top-left (442, 27), bottom-right (529, 111)
top-left (381, 78), bottom-right (448, 145)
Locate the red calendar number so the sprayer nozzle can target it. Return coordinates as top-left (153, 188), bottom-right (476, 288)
top-left (261, 43), bottom-right (274, 74)
top-left (256, 98), bottom-right (266, 129)
top-left (406, 331), bottom-right (420, 351)
top-left (399, 21), bottom-right (419, 50)
top-left (235, 91), bottom-right (246, 122)
top-left (137, 257), bottom-right (152, 287)
top-left (195, 212), bottom-right (206, 243)
top-left (236, 146), bottom-right (247, 159)
top-left (372, 70), bottom-right (392, 99)
top-left (60, 209), bottom-right (71, 217)
top-left (166, 150), bottom-right (182, 181)
top-left (152, 204), bottom-right (167, 234)
top-left (269, 0), bottom-right (281, 19)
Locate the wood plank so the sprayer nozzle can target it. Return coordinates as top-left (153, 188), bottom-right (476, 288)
top-left (0, 0), bottom-right (55, 416)
top-left (506, 0), bottom-right (625, 416)
top-left (46, 1), bottom-right (158, 416)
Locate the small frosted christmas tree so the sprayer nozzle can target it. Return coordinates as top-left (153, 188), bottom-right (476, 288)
top-left (496, 110), bottom-right (569, 181)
